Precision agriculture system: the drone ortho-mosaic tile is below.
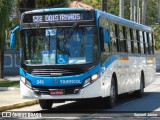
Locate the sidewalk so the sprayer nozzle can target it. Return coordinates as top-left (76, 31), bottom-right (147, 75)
top-left (0, 75), bottom-right (38, 111)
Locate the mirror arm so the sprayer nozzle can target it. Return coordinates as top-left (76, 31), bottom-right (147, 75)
top-left (11, 26), bottom-right (20, 33)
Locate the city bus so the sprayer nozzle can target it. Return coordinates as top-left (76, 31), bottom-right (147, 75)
top-left (10, 7), bottom-right (155, 109)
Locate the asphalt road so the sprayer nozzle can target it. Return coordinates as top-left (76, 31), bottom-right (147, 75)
top-left (6, 74), bottom-right (160, 119)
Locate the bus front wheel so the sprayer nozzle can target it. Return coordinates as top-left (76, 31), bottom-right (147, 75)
top-left (103, 77), bottom-right (117, 108)
top-left (39, 100), bottom-right (53, 109)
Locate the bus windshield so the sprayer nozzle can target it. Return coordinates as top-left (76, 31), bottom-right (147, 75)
top-left (21, 26), bottom-right (99, 65)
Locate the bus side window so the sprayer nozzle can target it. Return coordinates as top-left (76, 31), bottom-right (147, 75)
top-left (133, 30), bottom-right (138, 53)
top-left (110, 23), bottom-right (117, 52)
top-left (99, 27), bottom-right (105, 52)
top-left (115, 24), bottom-right (120, 52)
top-left (99, 27), bottom-right (110, 53)
top-left (139, 31), bottom-right (144, 54)
top-left (136, 30), bottom-right (141, 54)
top-left (104, 29), bottom-right (110, 53)
top-left (149, 33), bottom-right (153, 54)
top-left (130, 28), bottom-right (134, 53)
top-left (123, 26), bottom-right (128, 53)
top-left (143, 32), bottom-right (148, 54)
top-left (99, 17), bottom-right (110, 54)
top-left (126, 28), bottom-right (132, 53)
top-left (151, 33), bottom-right (155, 54)
top-left (146, 33), bottom-right (151, 54)
top-left (119, 25), bottom-right (125, 52)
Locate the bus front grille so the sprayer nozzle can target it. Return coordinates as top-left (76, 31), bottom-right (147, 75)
top-left (31, 68), bottom-right (83, 76)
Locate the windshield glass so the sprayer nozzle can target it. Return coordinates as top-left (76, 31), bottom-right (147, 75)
top-left (21, 26), bottom-right (99, 65)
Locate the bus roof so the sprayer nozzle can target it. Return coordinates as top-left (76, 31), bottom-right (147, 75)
top-left (23, 7), bottom-right (88, 14)
top-left (95, 9), bottom-right (153, 32)
top-left (22, 8), bottom-right (153, 32)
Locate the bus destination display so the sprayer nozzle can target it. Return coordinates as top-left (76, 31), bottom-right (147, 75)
top-left (23, 11), bottom-right (94, 23)
top-left (32, 13), bottom-right (81, 22)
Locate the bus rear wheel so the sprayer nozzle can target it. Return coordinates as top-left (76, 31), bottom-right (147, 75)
top-left (39, 100), bottom-right (53, 109)
top-left (135, 73), bottom-right (144, 97)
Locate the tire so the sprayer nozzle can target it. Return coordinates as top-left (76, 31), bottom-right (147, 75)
top-left (39, 100), bottom-right (53, 109)
top-left (103, 77), bottom-right (117, 108)
top-left (135, 73), bottom-right (144, 98)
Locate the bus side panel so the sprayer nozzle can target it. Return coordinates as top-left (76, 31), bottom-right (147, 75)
top-left (144, 57), bottom-right (156, 87)
top-left (101, 67), bottom-right (112, 98)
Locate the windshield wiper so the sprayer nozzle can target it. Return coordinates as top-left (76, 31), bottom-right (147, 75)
top-left (66, 22), bottom-right (79, 40)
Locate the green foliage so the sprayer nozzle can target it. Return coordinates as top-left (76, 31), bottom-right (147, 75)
top-left (0, 0), bottom-right (13, 50)
top-left (146, 0), bottom-right (158, 25)
top-left (82, 0), bottom-right (102, 9)
top-left (0, 80), bottom-right (19, 88)
top-left (36, 0), bottom-right (68, 8)
top-left (152, 25), bottom-right (160, 50)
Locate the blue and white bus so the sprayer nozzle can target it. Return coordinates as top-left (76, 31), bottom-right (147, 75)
top-left (10, 7), bottom-right (155, 109)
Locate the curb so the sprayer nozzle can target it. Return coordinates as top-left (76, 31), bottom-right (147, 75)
top-left (0, 87), bottom-right (20, 91)
top-left (0, 100), bottom-right (38, 111)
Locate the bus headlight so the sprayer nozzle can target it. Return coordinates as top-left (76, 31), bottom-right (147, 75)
top-left (91, 74), bottom-right (99, 81)
top-left (83, 73), bottom-right (99, 87)
top-left (20, 76), bottom-right (32, 89)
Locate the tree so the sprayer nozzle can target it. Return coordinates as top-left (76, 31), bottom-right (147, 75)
top-left (130, 0), bottom-right (136, 21)
top-left (119, 0), bottom-right (124, 18)
top-left (158, 0), bottom-right (160, 23)
top-left (142, 0), bottom-right (147, 24)
top-left (82, 0), bottom-right (102, 9)
top-left (17, 0), bottom-right (35, 13)
top-left (0, 0), bottom-right (13, 78)
top-left (146, 0), bottom-right (158, 25)
top-left (36, 0), bottom-right (67, 8)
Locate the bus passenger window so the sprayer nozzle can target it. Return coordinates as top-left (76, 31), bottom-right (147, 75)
top-left (151, 33), bottom-right (154, 54)
top-left (126, 28), bottom-right (132, 53)
top-left (123, 26), bottom-right (128, 52)
top-left (139, 31), bottom-right (144, 54)
top-left (130, 28), bottom-right (134, 53)
top-left (110, 23), bottom-right (117, 52)
top-left (146, 33), bottom-right (151, 54)
top-left (142, 32), bottom-right (146, 54)
top-left (119, 26), bottom-right (125, 52)
top-left (136, 30), bottom-right (141, 54)
top-left (133, 30), bottom-right (138, 53)
top-left (115, 24), bottom-right (120, 52)
top-left (149, 33), bottom-right (153, 54)
top-left (143, 32), bottom-right (148, 54)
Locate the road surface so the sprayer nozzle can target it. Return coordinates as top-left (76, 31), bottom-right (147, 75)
top-left (5, 73), bottom-right (160, 119)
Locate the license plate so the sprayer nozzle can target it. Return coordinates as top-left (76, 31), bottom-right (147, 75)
top-left (49, 89), bottom-right (64, 95)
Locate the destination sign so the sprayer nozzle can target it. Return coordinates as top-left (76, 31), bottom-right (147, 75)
top-left (23, 11), bottom-right (94, 23)
top-left (33, 13), bottom-right (81, 22)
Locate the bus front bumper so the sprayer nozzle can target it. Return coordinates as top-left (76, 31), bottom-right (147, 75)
top-left (20, 80), bottom-right (102, 100)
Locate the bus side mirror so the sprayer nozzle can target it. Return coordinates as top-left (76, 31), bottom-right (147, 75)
top-left (104, 30), bottom-right (109, 43)
top-left (10, 26), bottom-right (20, 49)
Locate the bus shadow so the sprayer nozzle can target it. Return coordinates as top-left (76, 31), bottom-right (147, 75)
top-left (109, 92), bottom-right (160, 112)
top-left (39, 92), bottom-right (160, 114)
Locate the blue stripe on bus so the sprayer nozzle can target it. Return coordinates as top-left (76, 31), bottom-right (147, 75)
top-left (102, 54), bottom-right (155, 70)
top-left (19, 54), bottom-right (154, 87)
